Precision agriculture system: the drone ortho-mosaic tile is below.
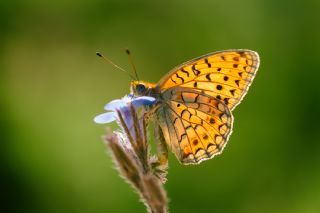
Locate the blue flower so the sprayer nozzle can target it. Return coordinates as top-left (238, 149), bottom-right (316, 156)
top-left (94, 95), bottom-right (156, 144)
top-left (94, 95), bottom-right (156, 124)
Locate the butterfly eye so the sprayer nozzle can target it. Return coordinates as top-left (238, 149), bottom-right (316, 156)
top-left (136, 84), bottom-right (146, 94)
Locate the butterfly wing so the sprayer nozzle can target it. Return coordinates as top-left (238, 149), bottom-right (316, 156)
top-left (156, 89), bottom-right (233, 164)
top-left (156, 49), bottom-right (260, 111)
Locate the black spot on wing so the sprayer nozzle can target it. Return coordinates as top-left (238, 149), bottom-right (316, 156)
top-left (171, 77), bottom-right (177, 84)
top-left (230, 89), bottom-right (236, 96)
top-left (193, 82), bottom-right (198, 88)
top-left (238, 51), bottom-right (246, 57)
top-left (224, 98), bottom-right (229, 105)
top-left (175, 73), bottom-right (184, 83)
top-left (192, 64), bottom-right (201, 76)
top-left (204, 58), bottom-right (211, 67)
top-left (181, 68), bottom-right (190, 77)
top-left (193, 139), bottom-right (199, 146)
top-left (203, 134), bottom-right (209, 140)
top-left (206, 74), bottom-right (211, 81)
top-left (216, 85), bottom-right (223, 90)
top-left (233, 56), bottom-right (240, 61)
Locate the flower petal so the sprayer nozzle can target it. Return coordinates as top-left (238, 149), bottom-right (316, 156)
top-left (94, 112), bottom-right (116, 124)
top-left (104, 99), bottom-right (127, 110)
top-left (131, 96), bottom-right (156, 109)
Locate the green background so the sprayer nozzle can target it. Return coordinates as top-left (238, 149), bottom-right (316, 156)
top-left (1, 0), bottom-right (320, 212)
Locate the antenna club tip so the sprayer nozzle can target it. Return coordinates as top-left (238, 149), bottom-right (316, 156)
top-left (96, 52), bottom-right (102, 57)
top-left (125, 49), bottom-right (130, 55)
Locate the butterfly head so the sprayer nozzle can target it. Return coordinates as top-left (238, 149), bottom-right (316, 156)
top-left (131, 81), bottom-right (155, 96)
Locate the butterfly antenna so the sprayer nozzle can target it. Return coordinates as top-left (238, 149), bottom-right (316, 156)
top-left (96, 51), bottom-right (135, 80)
top-left (125, 49), bottom-right (139, 81)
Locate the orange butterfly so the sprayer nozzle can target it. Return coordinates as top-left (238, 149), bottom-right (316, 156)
top-left (129, 50), bottom-right (260, 165)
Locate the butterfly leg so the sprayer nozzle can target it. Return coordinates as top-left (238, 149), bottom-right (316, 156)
top-left (154, 124), bottom-right (168, 166)
top-left (150, 124), bottom-right (168, 182)
top-left (143, 104), bottom-right (168, 166)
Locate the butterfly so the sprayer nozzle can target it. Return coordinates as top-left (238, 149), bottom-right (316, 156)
top-left (129, 49), bottom-right (260, 165)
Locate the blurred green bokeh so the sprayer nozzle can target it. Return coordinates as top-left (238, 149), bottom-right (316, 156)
top-left (1, 0), bottom-right (320, 212)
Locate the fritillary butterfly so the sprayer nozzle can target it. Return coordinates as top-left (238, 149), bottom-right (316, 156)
top-left (131, 50), bottom-right (260, 165)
